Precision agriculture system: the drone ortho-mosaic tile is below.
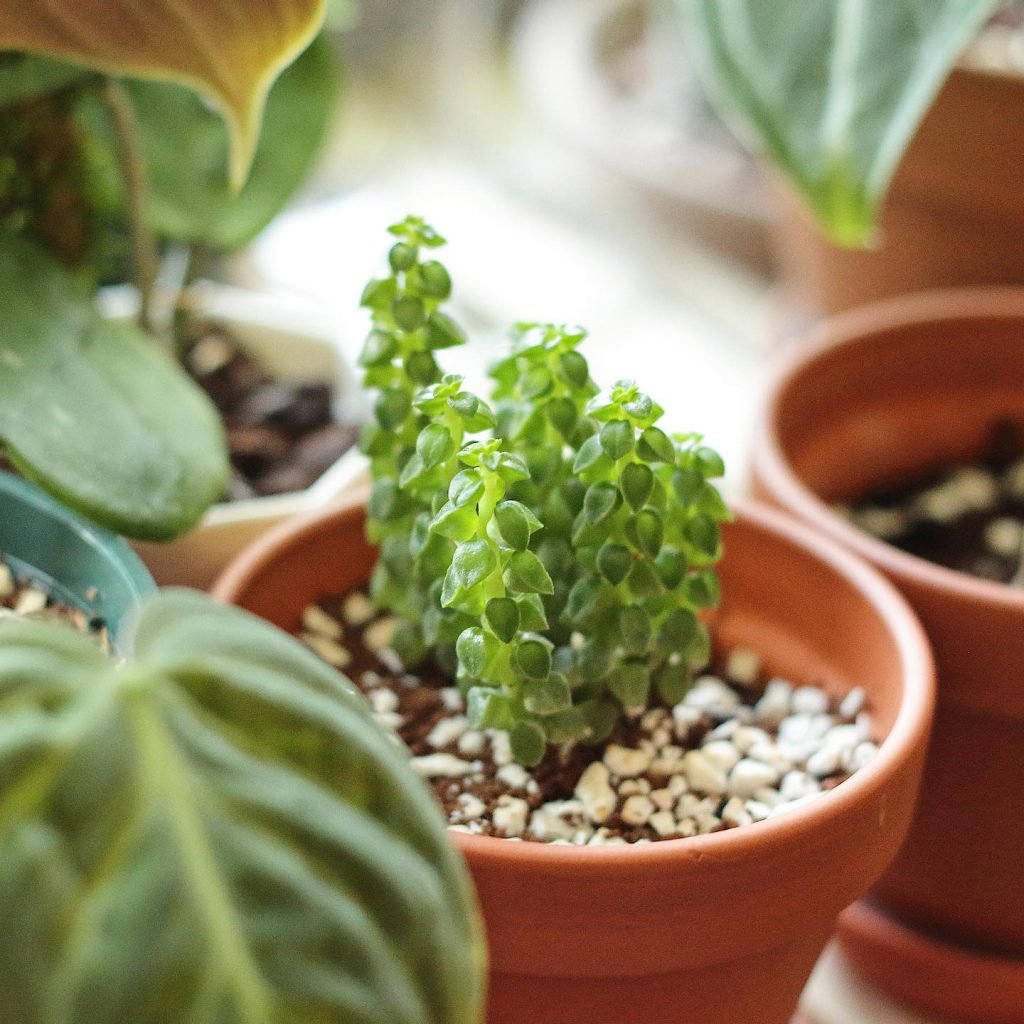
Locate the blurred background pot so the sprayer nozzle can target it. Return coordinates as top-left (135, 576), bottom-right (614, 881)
top-left (0, 472), bottom-right (155, 645)
top-left (751, 288), bottom-right (1024, 1022)
top-left (776, 66), bottom-right (1024, 321)
top-left (213, 496), bottom-right (932, 1024)
top-left (110, 284), bottom-right (367, 589)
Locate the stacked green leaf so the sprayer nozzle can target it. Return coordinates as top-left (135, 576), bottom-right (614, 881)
top-left (0, 590), bottom-right (485, 1024)
top-left (358, 221), bottom-right (730, 765)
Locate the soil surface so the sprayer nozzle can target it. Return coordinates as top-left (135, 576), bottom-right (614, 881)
top-left (843, 421), bottom-right (1024, 584)
top-left (180, 318), bottom-right (359, 502)
top-left (0, 553), bottom-right (109, 651)
top-left (297, 590), bottom-right (876, 845)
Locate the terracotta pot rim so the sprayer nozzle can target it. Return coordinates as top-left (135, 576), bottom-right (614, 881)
top-left (839, 899), bottom-right (1024, 996)
top-left (213, 493), bottom-right (933, 874)
top-left (755, 285), bottom-right (1024, 614)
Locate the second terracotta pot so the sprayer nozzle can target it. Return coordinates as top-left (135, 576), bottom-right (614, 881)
top-left (214, 495), bottom-right (932, 1024)
top-left (751, 288), bottom-right (1024, 1022)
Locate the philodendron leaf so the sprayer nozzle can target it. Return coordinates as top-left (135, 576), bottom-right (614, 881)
top-left (0, 233), bottom-right (228, 539)
top-left (0, 590), bottom-right (485, 1024)
top-left (86, 35), bottom-right (339, 251)
top-left (0, 0), bottom-right (326, 185)
top-left (678, 0), bottom-right (999, 245)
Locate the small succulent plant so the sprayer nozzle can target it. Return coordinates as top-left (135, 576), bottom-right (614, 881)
top-left (360, 218), bottom-right (729, 764)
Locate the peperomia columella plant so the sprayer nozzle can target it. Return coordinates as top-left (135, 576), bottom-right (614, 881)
top-left (360, 218), bottom-right (729, 765)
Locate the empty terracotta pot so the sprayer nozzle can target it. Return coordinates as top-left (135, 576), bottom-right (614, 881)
top-left (775, 67), bottom-right (1024, 320)
top-left (214, 495), bottom-right (932, 1024)
top-left (751, 288), bottom-right (1024, 1022)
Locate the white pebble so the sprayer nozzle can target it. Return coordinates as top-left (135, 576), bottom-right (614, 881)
top-left (752, 787), bottom-right (784, 808)
top-left (426, 715), bottom-right (468, 749)
top-left (779, 770), bottom-right (821, 801)
top-left (683, 676), bottom-right (741, 717)
top-left (342, 591), bottom-right (376, 626)
top-left (301, 632), bottom-right (351, 669)
top-left (745, 800), bottom-right (772, 822)
top-left (457, 730), bottom-right (485, 757)
top-left (603, 744), bottom-right (651, 778)
top-left (439, 688), bottom-right (464, 711)
top-left (985, 517), bottom-right (1023, 558)
top-left (701, 739), bottom-right (741, 773)
top-left (650, 787), bottom-right (674, 811)
top-left (454, 793), bottom-right (486, 821)
top-left (721, 796), bottom-right (752, 829)
top-left (649, 810), bottom-right (678, 837)
top-left (496, 763), bottom-right (529, 790)
top-left (575, 762), bottom-right (617, 824)
top-left (363, 615), bottom-right (397, 653)
top-left (621, 794), bottom-right (655, 826)
top-left (672, 703), bottom-right (705, 738)
top-left (682, 750), bottom-right (728, 796)
top-left (301, 603), bottom-right (342, 639)
top-left (373, 711), bottom-right (402, 731)
top-left (667, 775), bottom-right (689, 797)
top-left (675, 817), bottom-right (698, 838)
top-left (754, 679), bottom-right (792, 728)
top-left (368, 688), bottom-right (399, 714)
top-left (0, 563), bottom-right (13, 599)
top-left (528, 800), bottom-right (588, 841)
top-left (618, 778), bottom-right (651, 796)
top-left (708, 718), bottom-right (739, 741)
top-left (728, 758), bottom-right (781, 798)
top-left (847, 741), bottom-right (879, 772)
top-left (14, 587), bottom-right (46, 616)
top-left (725, 647), bottom-right (761, 686)
top-left (745, 739), bottom-right (793, 774)
top-left (839, 687), bottom-right (866, 720)
top-left (641, 707), bottom-right (669, 732)
top-left (806, 745), bottom-right (843, 778)
top-left (854, 506), bottom-right (906, 540)
top-left (410, 753), bottom-right (479, 778)
top-left (489, 730), bottom-right (513, 767)
top-left (493, 796), bottom-right (529, 837)
top-left (731, 725), bottom-right (770, 754)
top-left (791, 686), bottom-right (829, 716)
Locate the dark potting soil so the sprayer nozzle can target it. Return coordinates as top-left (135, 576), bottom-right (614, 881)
top-left (843, 421), bottom-right (1024, 584)
top-left (180, 319), bottom-right (359, 502)
top-left (0, 553), bottom-right (110, 651)
top-left (297, 591), bottom-right (873, 845)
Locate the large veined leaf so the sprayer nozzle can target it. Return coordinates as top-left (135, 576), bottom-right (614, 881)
top-left (678, 0), bottom-right (999, 245)
top-left (0, 590), bottom-right (486, 1024)
top-left (0, 0), bottom-right (327, 185)
top-left (0, 54), bottom-right (88, 106)
top-left (0, 233), bottom-right (228, 540)
top-left (85, 34), bottom-right (340, 252)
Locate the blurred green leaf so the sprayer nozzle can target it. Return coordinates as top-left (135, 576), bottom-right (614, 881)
top-left (678, 0), bottom-right (998, 245)
top-left (0, 54), bottom-right (88, 106)
top-left (0, 233), bottom-right (228, 539)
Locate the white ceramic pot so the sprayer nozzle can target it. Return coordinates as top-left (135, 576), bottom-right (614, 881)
top-left (110, 284), bottom-right (368, 588)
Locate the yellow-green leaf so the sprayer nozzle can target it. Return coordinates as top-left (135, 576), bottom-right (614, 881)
top-left (0, 0), bottom-right (326, 185)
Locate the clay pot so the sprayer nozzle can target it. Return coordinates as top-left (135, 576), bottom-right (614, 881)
top-left (214, 494), bottom-right (932, 1024)
top-left (775, 67), bottom-right (1024, 319)
top-left (751, 288), bottom-right (1024, 1022)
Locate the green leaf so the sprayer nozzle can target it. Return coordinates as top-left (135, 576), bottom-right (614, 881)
top-left (503, 551), bottom-right (554, 596)
top-left (426, 311), bottom-right (467, 350)
top-left (619, 606), bottom-right (652, 656)
top-left (522, 673), bottom-right (572, 716)
top-left (600, 419), bottom-right (634, 461)
top-left (0, 234), bottom-right (227, 539)
top-left (446, 540), bottom-right (497, 594)
top-left (467, 686), bottom-right (514, 730)
top-left (514, 634), bottom-right (553, 681)
top-left (685, 513), bottom-right (720, 557)
top-left (492, 500), bottom-right (539, 552)
top-left (484, 597), bottom-right (520, 643)
top-left (654, 662), bottom-right (692, 706)
top-left (0, 54), bottom-right (89, 106)
top-left (678, 0), bottom-right (998, 245)
top-left (620, 462), bottom-right (654, 511)
top-left (583, 482), bottom-right (619, 526)
top-left (578, 699), bottom-right (618, 745)
top-left (636, 426), bottom-right (675, 464)
top-left (448, 469), bottom-right (484, 509)
top-left (456, 626), bottom-right (497, 679)
top-left (359, 328), bottom-right (399, 367)
top-left (0, 591), bottom-right (484, 1024)
top-left (609, 661), bottom-right (650, 709)
top-left (515, 593), bottom-right (549, 632)
top-left (509, 720), bottom-right (546, 767)
top-left (87, 35), bottom-right (339, 251)
top-left (417, 423), bottom-right (456, 469)
top-left (684, 569), bottom-right (721, 608)
top-left (596, 543), bottom-right (632, 586)
top-left (633, 509), bottom-right (665, 560)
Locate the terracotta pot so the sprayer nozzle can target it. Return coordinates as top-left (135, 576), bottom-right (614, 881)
top-left (775, 67), bottom-right (1024, 320)
top-left (214, 493), bottom-right (932, 1024)
top-left (751, 288), bottom-right (1024, 1022)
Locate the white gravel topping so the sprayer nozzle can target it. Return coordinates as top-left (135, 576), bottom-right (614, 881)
top-left (302, 603), bottom-right (343, 639)
top-left (672, 703), bottom-right (705, 738)
top-left (410, 753), bottom-right (481, 778)
top-left (682, 750), bottom-right (728, 796)
top-left (426, 715), bottom-right (468, 749)
top-left (439, 687), bottom-right (464, 711)
top-left (0, 563), bottom-right (13, 599)
top-left (342, 591), bottom-right (376, 626)
top-left (649, 810), bottom-right (678, 837)
top-left (457, 730), bottom-right (486, 757)
top-left (683, 676), bottom-right (742, 717)
top-left (528, 800), bottom-right (589, 841)
top-left (493, 796), bottom-right (529, 837)
top-left (754, 679), bottom-right (792, 728)
top-left (574, 762), bottom-right (617, 824)
top-left (700, 739), bottom-right (742, 773)
top-left (496, 763), bottom-right (530, 790)
top-left (300, 633), bottom-right (351, 669)
top-left (791, 686), bottom-right (830, 716)
top-left (728, 758), bottom-right (781, 798)
top-left (839, 687), bottom-right (866, 720)
top-left (724, 647), bottom-right (761, 686)
top-left (363, 615), bottom-right (396, 653)
top-left (985, 516), bottom-right (1023, 558)
top-left (620, 794), bottom-right (655, 826)
top-left (603, 744), bottom-right (652, 778)
top-left (368, 688), bottom-right (399, 714)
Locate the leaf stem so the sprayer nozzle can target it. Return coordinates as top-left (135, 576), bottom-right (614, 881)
top-left (100, 77), bottom-right (159, 334)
